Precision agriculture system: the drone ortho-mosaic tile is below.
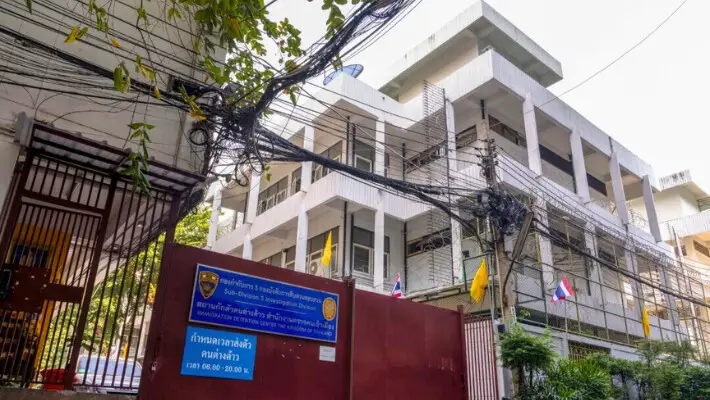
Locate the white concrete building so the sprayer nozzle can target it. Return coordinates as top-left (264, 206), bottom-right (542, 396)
top-left (208, 1), bottom-right (710, 360)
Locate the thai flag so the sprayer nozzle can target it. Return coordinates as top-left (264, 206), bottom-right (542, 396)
top-left (551, 277), bottom-right (574, 303)
top-left (391, 273), bottom-right (403, 298)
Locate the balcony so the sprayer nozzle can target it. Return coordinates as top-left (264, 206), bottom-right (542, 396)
top-left (661, 210), bottom-right (710, 242)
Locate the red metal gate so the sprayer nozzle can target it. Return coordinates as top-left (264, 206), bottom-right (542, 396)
top-left (140, 244), bottom-right (467, 400)
top-left (464, 315), bottom-right (499, 400)
top-left (0, 123), bottom-right (203, 390)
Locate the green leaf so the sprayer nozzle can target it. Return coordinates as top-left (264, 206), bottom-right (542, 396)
top-left (76, 27), bottom-right (89, 40)
top-left (128, 122), bottom-right (144, 129)
top-left (113, 67), bottom-right (123, 91)
top-left (194, 9), bottom-right (211, 23)
top-left (136, 7), bottom-right (148, 23)
top-left (25, 0), bottom-right (32, 13)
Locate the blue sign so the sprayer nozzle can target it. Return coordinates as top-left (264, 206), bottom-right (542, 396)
top-left (189, 264), bottom-right (339, 343)
top-left (180, 326), bottom-right (256, 380)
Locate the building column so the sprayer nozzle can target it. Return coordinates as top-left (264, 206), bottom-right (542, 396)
top-left (301, 124), bottom-right (315, 193)
top-left (243, 233), bottom-right (253, 260)
top-left (623, 247), bottom-right (642, 319)
top-left (642, 175), bottom-right (662, 242)
top-left (523, 93), bottom-right (542, 175)
top-left (445, 99), bottom-right (463, 283)
top-left (535, 198), bottom-right (555, 289)
top-left (583, 223), bottom-right (603, 303)
top-left (295, 202), bottom-right (309, 273)
top-left (206, 188), bottom-right (222, 249)
top-left (245, 170), bottom-right (261, 224)
top-left (609, 152), bottom-right (630, 225)
top-left (373, 116), bottom-right (386, 290)
top-left (570, 130), bottom-right (590, 202)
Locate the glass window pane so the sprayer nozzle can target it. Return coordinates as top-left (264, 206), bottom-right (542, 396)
top-left (353, 246), bottom-right (370, 274)
top-left (353, 227), bottom-right (373, 247)
top-left (285, 246), bottom-right (296, 262)
top-left (355, 156), bottom-right (372, 172)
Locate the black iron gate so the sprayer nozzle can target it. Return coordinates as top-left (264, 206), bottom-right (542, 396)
top-left (0, 123), bottom-right (203, 390)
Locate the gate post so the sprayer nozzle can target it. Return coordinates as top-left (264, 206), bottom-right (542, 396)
top-left (63, 176), bottom-right (118, 388)
top-left (458, 306), bottom-right (468, 400)
top-left (138, 192), bottom-right (182, 399)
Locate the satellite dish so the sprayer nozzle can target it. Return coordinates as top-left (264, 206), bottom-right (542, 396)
top-left (323, 64), bottom-right (364, 86)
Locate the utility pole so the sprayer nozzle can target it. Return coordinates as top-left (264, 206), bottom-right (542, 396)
top-left (480, 134), bottom-right (508, 398)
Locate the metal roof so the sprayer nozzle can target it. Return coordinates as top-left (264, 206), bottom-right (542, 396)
top-left (30, 123), bottom-right (205, 193)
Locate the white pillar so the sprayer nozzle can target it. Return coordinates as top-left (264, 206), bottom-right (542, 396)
top-left (570, 130), bottom-right (590, 202)
top-left (295, 202), bottom-right (309, 273)
top-left (206, 188), bottom-right (222, 249)
top-left (523, 93), bottom-right (542, 175)
top-left (535, 198), bottom-right (555, 289)
top-left (642, 175), bottom-right (662, 242)
top-left (445, 99), bottom-right (463, 282)
top-left (301, 124), bottom-right (315, 192)
top-left (245, 170), bottom-right (261, 224)
top-left (609, 152), bottom-right (629, 225)
top-left (243, 233), bottom-right (253, 260)
top-left (583, 222), bottom-right (603, 303)
top-left (373, 115), bottom-right (386, 290)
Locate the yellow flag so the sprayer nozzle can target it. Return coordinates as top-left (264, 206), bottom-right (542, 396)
top-left (469, 259), bottom-right (488, 303)
top-left (321, 231), bottom-right (333, 267)
top-left (122, 343), bottom-right (128, 358)
top-left (642, 306), bottom-right (651, 338)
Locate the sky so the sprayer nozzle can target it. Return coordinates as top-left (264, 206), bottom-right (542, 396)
top-left (268, 0), bottom-right (710, 188)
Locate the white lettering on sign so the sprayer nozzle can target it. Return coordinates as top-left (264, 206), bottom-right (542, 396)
top-left (319, 346), bottom-right (336, 362)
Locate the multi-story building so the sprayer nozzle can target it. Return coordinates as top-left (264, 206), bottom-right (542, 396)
top-left (209, 0), bottom-right (710, 368)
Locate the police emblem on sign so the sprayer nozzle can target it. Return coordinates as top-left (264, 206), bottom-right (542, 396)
top-left (199, 271), bottom-right (219, 299)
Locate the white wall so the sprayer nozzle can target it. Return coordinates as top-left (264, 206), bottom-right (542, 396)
top-left (0, 136), bottom-right (20, 211)
top-left (653, 187), bottom-right (700, 223)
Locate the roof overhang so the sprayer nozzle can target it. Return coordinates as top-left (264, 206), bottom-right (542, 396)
top-left (378, 0), bottom-right (563, 97)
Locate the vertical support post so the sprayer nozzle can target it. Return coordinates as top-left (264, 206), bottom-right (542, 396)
top-left (609, 152), bottom-right (629, 225)
top-left (206, 188), bottom-right (222, 249)
top-left (346, 278), bottom-right (356, 400)
top-left (373, 116), bottom-right (386, 291)
top-left (242, 233), bottom-right (253, 260)
top-left (570, 130), bottom-right (590, 202)
top-left (0, 152), bottom-right (33, 256)
top-left (245, 170), bottom-right (261, 224)
top-left (643, 175), bottom-right (662, 242)
top-left (295, 202), bottom-right (309, 273)
top-left (446, 99), bottom-right (463, 283)
top-left (301, 124), bottom-right (315, 193)
top-left (523, 93), bottom-right (542, 175)
top-left (64, 176), bottom-right (119, 389)
top-left (457, 305), bottom-right (469, 400)
top-left (138, 191), bottom-right (182, 397)
top-left (534, 198), bottom-right (555, 289)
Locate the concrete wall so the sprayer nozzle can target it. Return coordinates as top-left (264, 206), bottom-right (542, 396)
top-left (652, 187), bottom-right (700, 222)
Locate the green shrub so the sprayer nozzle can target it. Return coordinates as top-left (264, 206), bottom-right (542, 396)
top-left (547, 358), bottom-right (612, 400)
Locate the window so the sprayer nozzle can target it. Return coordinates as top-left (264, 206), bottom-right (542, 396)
top-left (257, 176), bottom-right (288, 215)
top-left (291, 168), bottom-right (301, 195)
top-left (694, 241), bottom-right (710, 258)
top-left (308, 228), bottom-right (339, 277)
top-left (313, 142), bottom-right (342, 183)
top-left (351, 227), bottom-right (389, 276)
top-left (353, 141), bottom-right (374, 172)
top-left (260, 253), bottom-right (282, 267)
top-left (284, 246), bottom-right (296, 270)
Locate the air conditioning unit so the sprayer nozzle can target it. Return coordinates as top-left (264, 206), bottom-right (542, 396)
top-left (309, 260), bottom-right (323, 277)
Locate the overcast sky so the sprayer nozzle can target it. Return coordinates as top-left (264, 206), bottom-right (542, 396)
top-left (270, 0), bottom-right (709, 187)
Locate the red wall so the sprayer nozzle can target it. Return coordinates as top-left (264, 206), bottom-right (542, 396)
top-left (141, 245), bottom-right (465, 400)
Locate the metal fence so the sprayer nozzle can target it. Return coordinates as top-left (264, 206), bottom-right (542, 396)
top-left (0, 124), bottom-right (198, 391)
top-left (463, 314), bottom-right (499, 400)
top-left (512, 207), bottom-right (710, 358)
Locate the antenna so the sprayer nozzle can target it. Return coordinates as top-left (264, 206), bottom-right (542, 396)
top-left (323, 64), bottom-right (364, 85)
